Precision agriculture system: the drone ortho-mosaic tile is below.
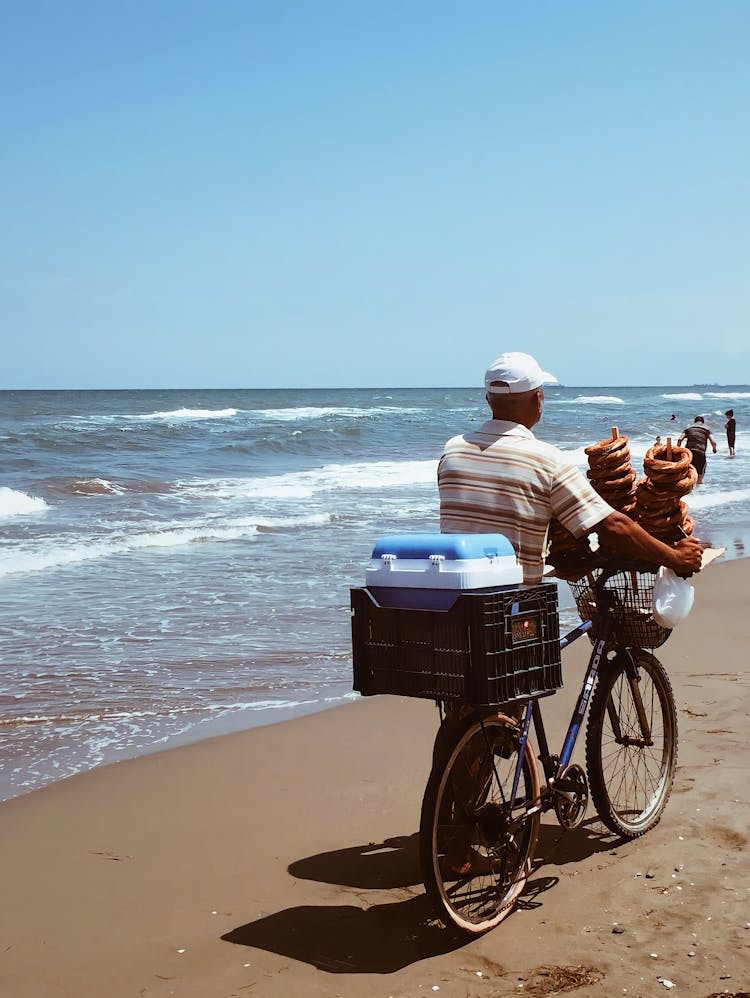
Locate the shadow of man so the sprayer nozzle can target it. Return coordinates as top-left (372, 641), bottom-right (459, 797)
top-left (288, 833), bottom-right (421, 889)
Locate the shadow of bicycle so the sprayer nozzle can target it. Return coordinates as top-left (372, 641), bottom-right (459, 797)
top-left (221, 820), bottom-right (617, 972)
top-left (535, 815), bottom-right (623, 867)
top-left (221, 818), bottom-right (622, 974)
top-left (221, 893), bottom-right (462, 973)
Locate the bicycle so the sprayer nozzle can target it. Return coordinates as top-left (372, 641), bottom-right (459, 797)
top-left (417, 562), bottom-right (678, 935)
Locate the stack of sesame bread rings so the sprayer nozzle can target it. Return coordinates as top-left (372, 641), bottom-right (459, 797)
top-left (547, 429), bottom-right (696, 579)
top-left (636, 442), bottom-right (697, 542)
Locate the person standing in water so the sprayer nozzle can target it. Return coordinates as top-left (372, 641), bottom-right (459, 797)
top-left (725, 410), bottom-right (736, 457)
top-left (678, 415), bottom-right (718, 484)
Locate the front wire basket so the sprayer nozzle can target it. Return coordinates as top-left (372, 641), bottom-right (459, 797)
top-left (567, 566), bottom-right (672, 649)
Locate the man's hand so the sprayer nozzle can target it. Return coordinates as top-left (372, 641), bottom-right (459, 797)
top-left (668, 536), bottom-right (704, 576)
top-left (596, 512), bottom-right (705, 576)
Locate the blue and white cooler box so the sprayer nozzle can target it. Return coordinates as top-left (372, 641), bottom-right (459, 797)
top-left (351, 533), bottom-right (562, 706)
top-left (365, 532), bottom-right (523, 609)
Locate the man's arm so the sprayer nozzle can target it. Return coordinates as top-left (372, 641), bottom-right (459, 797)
top-left (677, 432), bottom-right (686, 446)
top-left (708, 431), bottom-right (717, 452)
top-left (594, 511), bottom-right (703, 575)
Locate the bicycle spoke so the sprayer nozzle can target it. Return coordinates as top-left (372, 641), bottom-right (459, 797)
top-left (420, 715), bottom-right (541, 934)
top-left (586, 651), bottom-right (677, 837)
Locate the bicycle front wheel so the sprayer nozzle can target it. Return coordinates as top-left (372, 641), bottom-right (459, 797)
top-left (419, 713), bottom-right (540, 935)
top-left (586, 650), bottom-right (677, 838)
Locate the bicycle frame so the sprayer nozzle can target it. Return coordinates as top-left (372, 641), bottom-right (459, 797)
top-left (509, 576), bottom-right (643, 809)
top-left (445, 561), bottom-right (666, 824)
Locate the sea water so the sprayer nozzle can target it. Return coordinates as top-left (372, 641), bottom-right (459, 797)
top-left (1, 386), bottom-right (749, 800)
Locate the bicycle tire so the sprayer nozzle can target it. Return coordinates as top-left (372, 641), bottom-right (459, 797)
top-left (419, 713), bottom-right (540, 935)
top-left (586, 649), bottom-right (677, 838)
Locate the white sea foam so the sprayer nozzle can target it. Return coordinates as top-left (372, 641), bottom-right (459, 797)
top-left (254, 512), bottom-right (332, 530)
top-left (181, 460), bottom-right (438, 502)
top-left (569, 395), bottom-right (625, 405)
top-left (626, 435), bottom-right (661, 462)
top-left (0, 487), bottom-right (49, 517)
top-left (0, 511), bottom-right (335, 577)
top-left (69, 478), bottom-right (125, 496)
top-left (0, 523), bottom-right (257, 577)
top-left (558, 446), bottom-right (590, 467)
top-left (132, 408), bottom-right (238, 421)
top-left (705, 391), bottom-right (750, 400)
top-left (307, 460), bottom-right (436, 490)
top-left (247, 405), bottom-right (423, 421)
top-left (662, 393), bottom-right (703, 401)
top-left (0, 696), bottom-right (327, 728)
top-left (686, 488), bottom-right (750, 512)
top-left (387, 497), bottom-right (440, 518)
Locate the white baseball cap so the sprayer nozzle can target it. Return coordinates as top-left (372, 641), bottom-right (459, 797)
top-left (484, 351), bottom-right (558, 395)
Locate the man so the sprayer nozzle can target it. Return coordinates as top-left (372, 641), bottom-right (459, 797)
top-left (439, 351), bottom-right (703, 581)
top-left (678, 415), bottom-right (717, 484)
top-left (435, 351), bottom-right (702, 880)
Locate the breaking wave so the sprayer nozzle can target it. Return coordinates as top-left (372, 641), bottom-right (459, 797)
top-left (0, 487), bottom-right (49, 517)
top-left (179, 460), bottom-right (438, 502)
top-left (0, 511), bottom-right (333, 577)
top-left (569, 395), bottom-right (625, 405)
top-left (131, 408), bottom-right (238, 421)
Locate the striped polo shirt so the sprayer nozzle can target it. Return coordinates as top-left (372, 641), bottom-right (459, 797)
top-left (438, 419), bottom-right (613, 583)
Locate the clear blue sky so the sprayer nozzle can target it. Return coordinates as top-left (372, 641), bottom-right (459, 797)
top-left (2, 1), bottom-right (748, 389)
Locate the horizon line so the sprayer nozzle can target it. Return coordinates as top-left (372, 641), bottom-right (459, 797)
top-left (1, 383), bottom-right (749, 393)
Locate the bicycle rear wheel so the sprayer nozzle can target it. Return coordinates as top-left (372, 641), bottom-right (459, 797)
top-left (419, 713), bottom-right (540, 935)
top-left (586, 649), bottom-right (677, 838)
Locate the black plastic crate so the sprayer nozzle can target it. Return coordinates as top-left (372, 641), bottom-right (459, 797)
top-left (351, 583), bottom-right (562, 706)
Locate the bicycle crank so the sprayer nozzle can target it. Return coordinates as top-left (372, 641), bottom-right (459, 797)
top-left (552, 764), bottom-right (589, 830)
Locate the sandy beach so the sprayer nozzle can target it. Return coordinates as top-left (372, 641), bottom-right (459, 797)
top-left (1, 559), bottom-right (749, 998)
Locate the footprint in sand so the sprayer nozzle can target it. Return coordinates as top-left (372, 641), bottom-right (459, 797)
top-left (705, 826), bottom-right (748, 850)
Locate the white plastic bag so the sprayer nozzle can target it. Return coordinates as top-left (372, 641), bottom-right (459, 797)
top-left (652, 567), bottom-right (695, 628)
